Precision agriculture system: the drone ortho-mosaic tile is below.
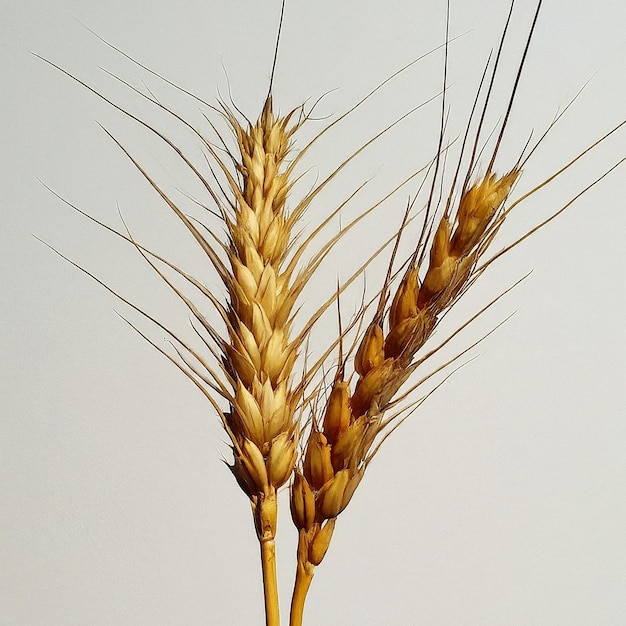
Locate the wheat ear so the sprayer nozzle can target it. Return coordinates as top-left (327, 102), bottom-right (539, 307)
top-left (288, 160), bottom-right (521, 623)
top-left (213, 96), bottom-right (307, 626)
top-left (287, 0), bottom-right (596, 621)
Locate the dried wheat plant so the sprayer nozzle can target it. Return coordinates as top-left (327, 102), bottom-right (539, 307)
top-left (40, 1), bottom-right (624, 624)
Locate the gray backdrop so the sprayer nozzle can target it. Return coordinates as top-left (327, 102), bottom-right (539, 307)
top-left (2, 1), bottom-right (625, 624)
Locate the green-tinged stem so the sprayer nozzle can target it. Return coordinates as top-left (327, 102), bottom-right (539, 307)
top-left (260, 536), bottom-right (280, 626)
top-left (289, 560), bottom-right (314, 626)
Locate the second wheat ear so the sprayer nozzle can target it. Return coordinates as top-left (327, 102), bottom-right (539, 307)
top-left (41, 1), bottom-right (624, 624)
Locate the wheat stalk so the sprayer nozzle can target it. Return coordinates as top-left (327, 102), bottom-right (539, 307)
top-left (288, 170), bottom-right (521, 624)
top-left (286, 1), bottom-right (624, 622)
top-left (215, 96), bottom-right (303, 624)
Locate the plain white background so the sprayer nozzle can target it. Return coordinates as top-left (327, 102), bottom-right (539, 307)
top-left (2, 1), bottom-right (625, 624)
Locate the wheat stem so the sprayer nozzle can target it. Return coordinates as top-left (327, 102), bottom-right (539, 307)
top-left (289, 534), bottom-right (315, 626)
top-left (252, 488), bottom-right (281, 625)
top-left (260, 535), bottom-right (280, 625)
top-left (260, 542), bottom-right (280, 626)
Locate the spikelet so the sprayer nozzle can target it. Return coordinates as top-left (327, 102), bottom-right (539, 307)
top-left (302, 431), bottom-right (334, 490)
top-left (388, 267), bottom-right (420, 329)
top-left (354, 323), bottom-right (385, 377)
top-left (308, 519), bottom-right (336, 566)
top-left (451, 170), bottom-right (520, 256)
top-left (290, 471), bottom-right (316, 532)
top-left (384, 310), bottom-right (433, 359)
top-left (350, 358), bottom-right (397, 417)
top-left (322, 380), bottom-right (352, 445)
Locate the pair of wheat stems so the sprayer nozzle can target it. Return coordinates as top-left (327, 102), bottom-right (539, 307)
top-left (202, 6), bottom-right (623, 624)
top-left (45, 0), bottom-right (624, 624)
top-left (229, 98), bottom-right (521, 626)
